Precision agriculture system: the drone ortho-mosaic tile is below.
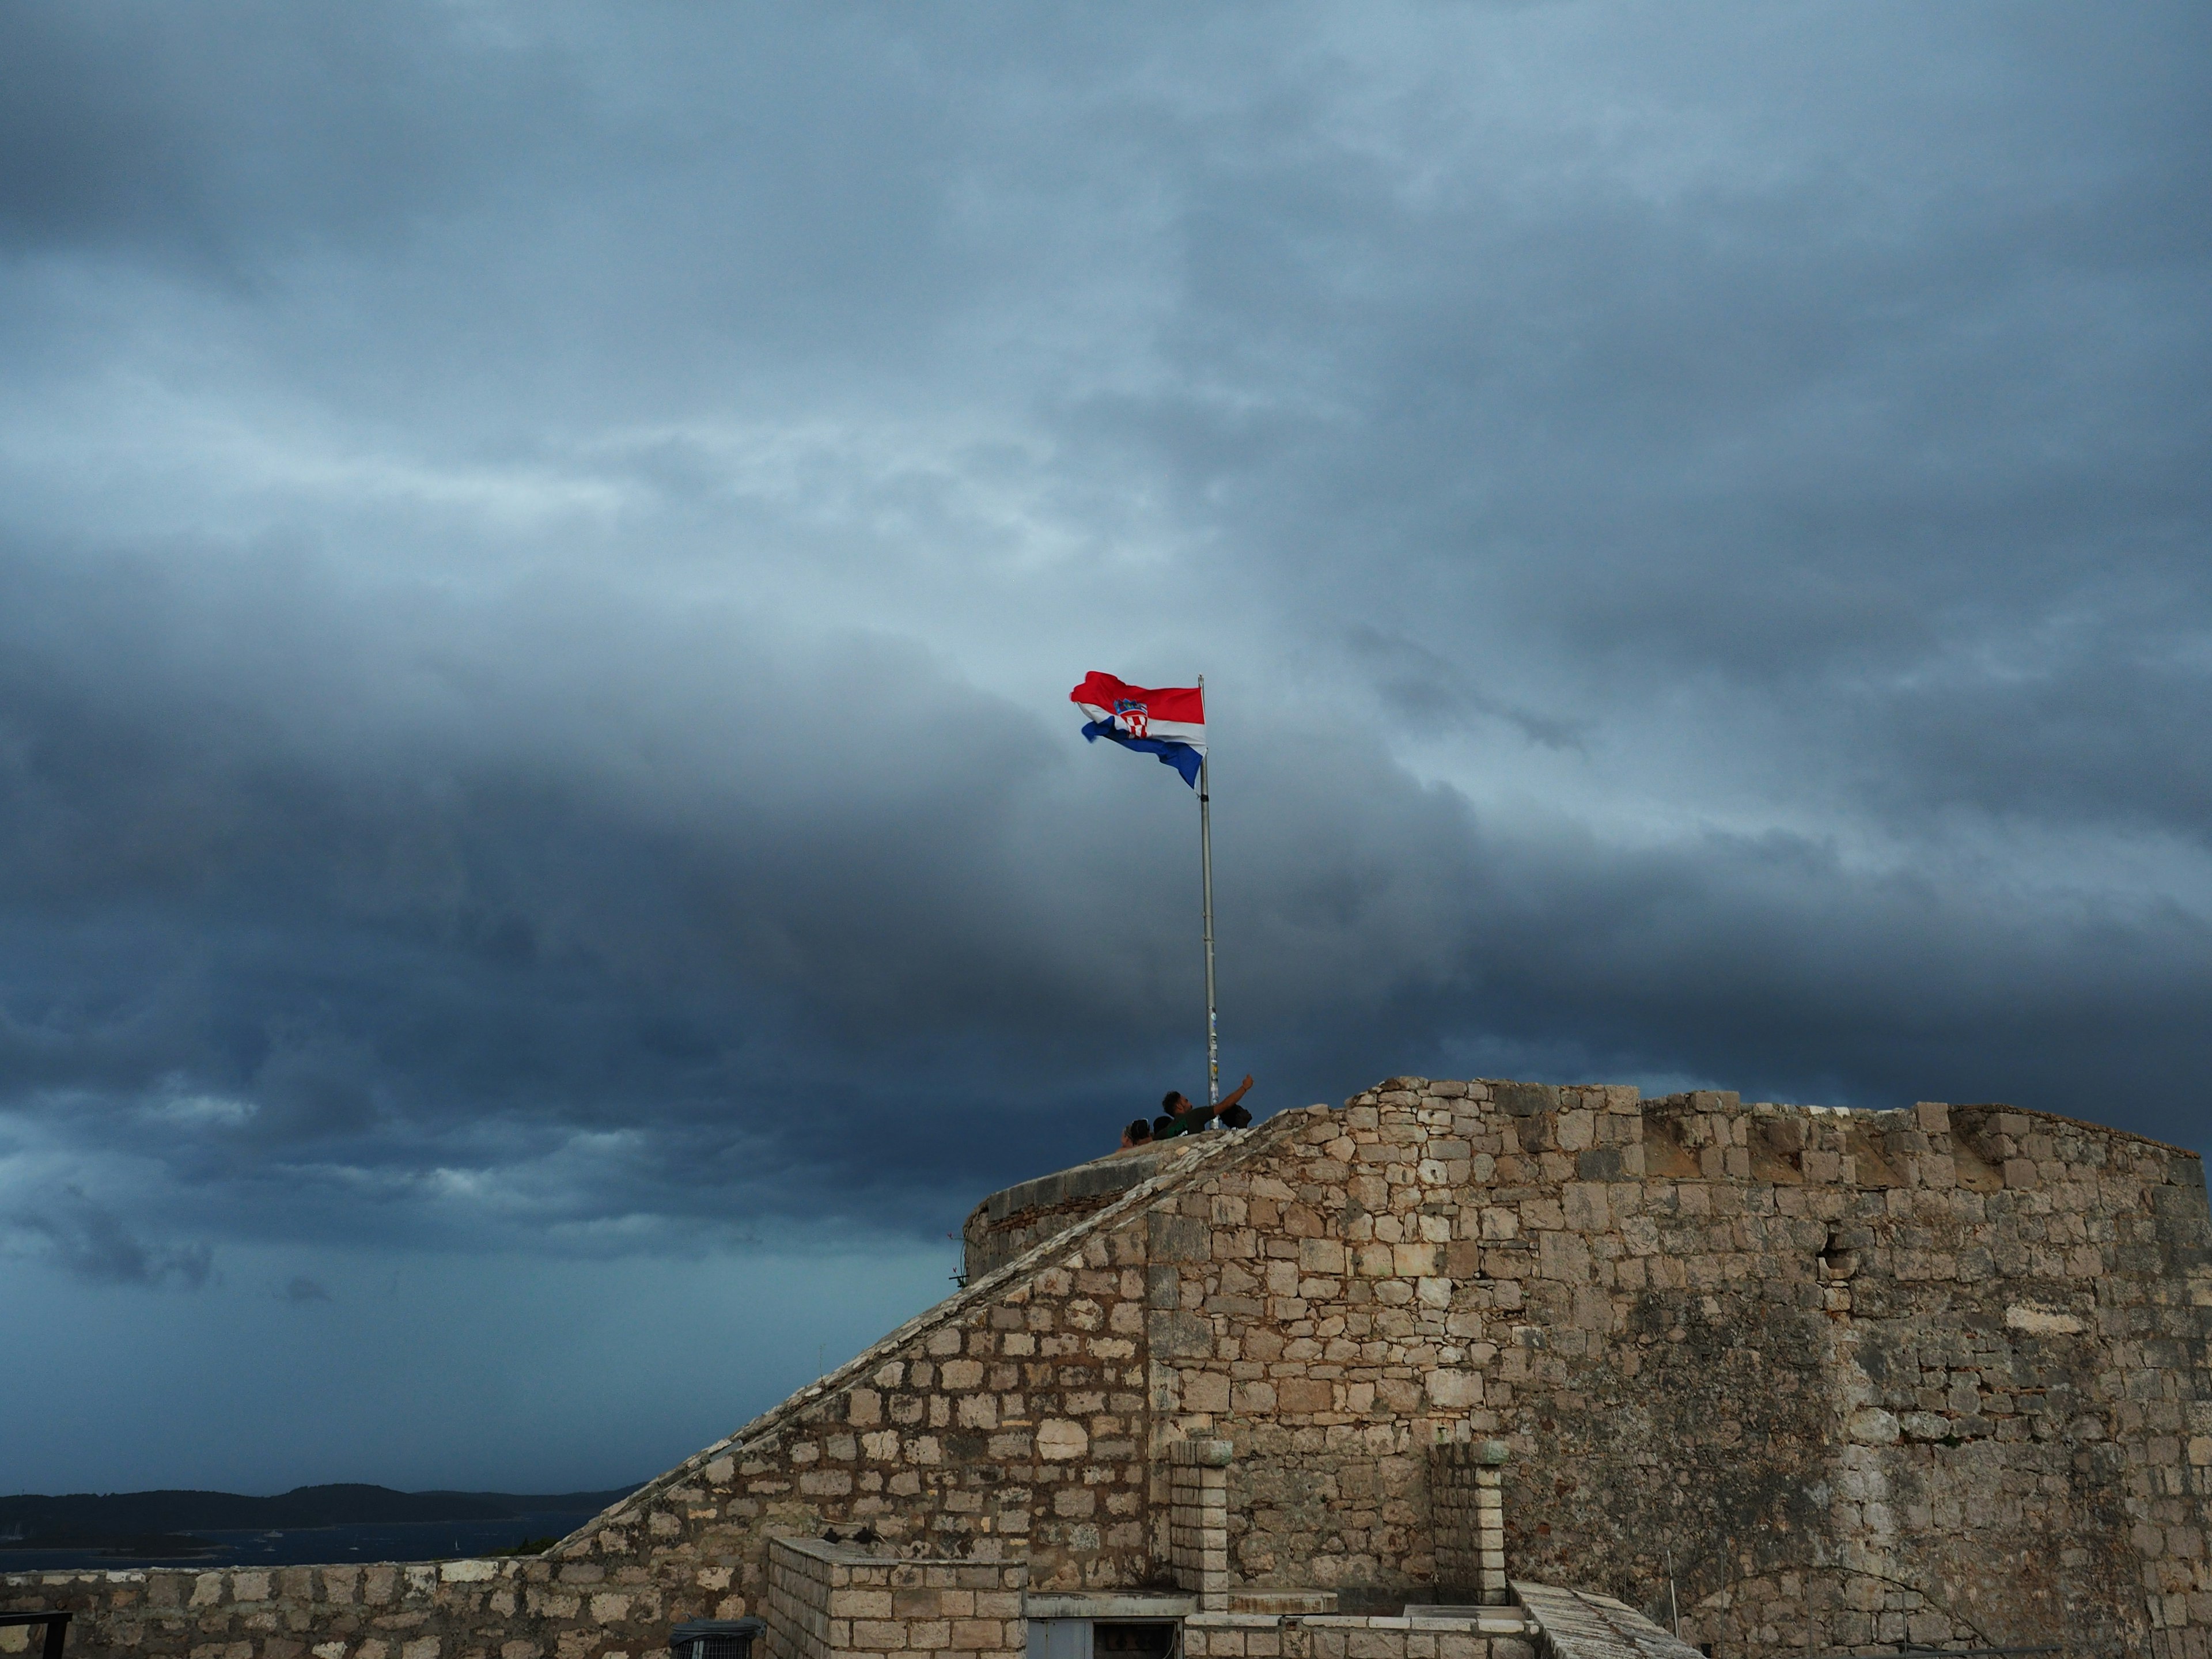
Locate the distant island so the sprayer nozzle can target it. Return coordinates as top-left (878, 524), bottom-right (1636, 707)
top-left (0, 1484), bottom-right (639, 1558)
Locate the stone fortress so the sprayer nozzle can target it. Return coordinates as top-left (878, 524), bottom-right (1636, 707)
top-left (9, 1078), bottom-right (2211, 1659)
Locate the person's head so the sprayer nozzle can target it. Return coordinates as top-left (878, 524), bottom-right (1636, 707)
top-left (1126, 1118), bottom-right (1152, 1144)
top-left (1154, 1115), bottom-right (1176, 1136)
top-left (1161, 1090), bottom-right (1188, 1114)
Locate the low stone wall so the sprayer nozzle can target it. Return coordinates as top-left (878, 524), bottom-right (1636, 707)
top-left (763, 1539), bottom-right (1023, 1659)
top-left (964, 1142), bottom-right (1216, 1281)
top-left (1179, 1610), bottom-right (1533, 1659)
top-left (0, 1557), bottom-right (594, 1659)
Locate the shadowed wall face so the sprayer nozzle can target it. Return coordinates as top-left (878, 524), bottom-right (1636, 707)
top-left (1156, 1085), bottom-right (2206, 1657)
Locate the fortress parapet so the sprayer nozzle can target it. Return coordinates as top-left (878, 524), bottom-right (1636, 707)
top-left (964, 1135), bottom-right (1218, 1279)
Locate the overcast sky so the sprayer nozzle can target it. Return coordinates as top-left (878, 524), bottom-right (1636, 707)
top-left (3, 1), bottom-right (2207, 1496)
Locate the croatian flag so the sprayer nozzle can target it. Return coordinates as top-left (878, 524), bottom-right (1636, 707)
top-left (1071, 671), bottom-right (1207, 788)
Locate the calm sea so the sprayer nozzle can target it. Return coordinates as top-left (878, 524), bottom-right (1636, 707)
top-left (0, 1510), bottom-right (603, 1574)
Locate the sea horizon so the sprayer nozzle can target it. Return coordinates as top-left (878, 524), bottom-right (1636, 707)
top-left (0, 1509), bottom-right (603, 1575)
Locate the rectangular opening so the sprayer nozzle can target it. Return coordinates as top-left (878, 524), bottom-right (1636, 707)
top-left (1031, 1619), bottom-right (1182, 1659)
top-left (1093, 1622), bottom-right (1179, 1659)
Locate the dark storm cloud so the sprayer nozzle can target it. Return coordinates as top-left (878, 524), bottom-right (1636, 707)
top-left (13, 1186), bottom-right (213, 1288)
top-left (1344, 626), bottom-right (1590, 751)
top-left (0, 2), bottom-right (588, 265)
top-left (1, 0), bottom-right (2208, 1297)
top-left (0, 535), bottom-right (1094, 1241)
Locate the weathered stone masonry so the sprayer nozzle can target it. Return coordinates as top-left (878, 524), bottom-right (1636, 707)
top-left (10, 1077), bottom-right (2209, 1659)
top-left (1429, 1444), bottom-right (1509, 1607)
top-left (762, 1537), bottom-right (1025, 1659)
top-left (3, 1130), bottom-right (1254, 1659)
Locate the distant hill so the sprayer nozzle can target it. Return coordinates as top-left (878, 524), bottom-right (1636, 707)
top-left (0, 1484), bottom-right (639, 1549)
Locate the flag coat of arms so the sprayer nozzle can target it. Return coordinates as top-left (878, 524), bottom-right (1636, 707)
top-left (1070, 671), bottom-right (1207, 787)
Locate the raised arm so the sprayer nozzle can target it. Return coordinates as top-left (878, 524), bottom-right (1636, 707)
top-left (1219, 1073), bottom-right (1254, 1110)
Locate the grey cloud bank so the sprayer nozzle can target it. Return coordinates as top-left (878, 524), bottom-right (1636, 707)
top-left (1, 0), bottom-right (2206, 1491)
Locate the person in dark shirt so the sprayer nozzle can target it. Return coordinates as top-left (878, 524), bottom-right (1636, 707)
top-left (1153, 1074), bottom-right (1255, 1139)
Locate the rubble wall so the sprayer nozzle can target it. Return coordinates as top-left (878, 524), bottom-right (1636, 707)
top-left (0, 1558), bottom-right (583, 1659)
top-left (1124, 1081), bottom-right (2211, 1658)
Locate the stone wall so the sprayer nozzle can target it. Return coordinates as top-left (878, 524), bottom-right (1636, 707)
top-left (1121, 1081), bottom-right (2211, 1656)
top-left (1177, 1612), bottom-right (1522, 1659)
top-left (762, 1539), bottom-right (1023, 1659)
top-left (10, 1075), bottom-right (2208, 1659)
top-left (0, 1558), bottom-right (585, 1659)
top-left (551, 1077), bottom-right (2211, 1653)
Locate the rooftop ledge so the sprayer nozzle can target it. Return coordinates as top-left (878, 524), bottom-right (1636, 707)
top-left (979, 1133), bottom-right (1224, 1224)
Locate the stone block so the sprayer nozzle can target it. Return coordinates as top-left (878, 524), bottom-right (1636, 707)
top-left (1300, 1238), bottom-right (1347, 1274)
top-left (1561, 1184), bottom-right (1608, 1232)
top-left (1179, 1369), bottom-right (1232, 1413)
top-left (1427, 1370), bottom-right (1484, 1408)
top-left (1574, 1147), bottom-right (1625, 1181)
top-left (1149, 1309), bottom-right (1216, 1357)
top-left (1494, 1083), bottom-right (1558, 1118)
top-left (1036, 1419), bottom-right (1089, 1460)
top-left (1151, 1213), bottom-right (1214, 1263)
top-left (1394, 1241), bottom-right (1440, 1276)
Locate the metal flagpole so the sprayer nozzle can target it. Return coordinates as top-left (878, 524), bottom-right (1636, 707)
top-left (1198, 676), bottom-right (1218, 1106)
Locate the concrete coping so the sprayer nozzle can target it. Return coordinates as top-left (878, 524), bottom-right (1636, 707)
top-left (1184, 1615), bottom-right (1519, 1633)
top-left (770, 1537), bottom-right (898, 1566)
top-left (1405, 1607), bottom-right (1537, 1635)
top-left (1025, 1594), bottom-right (1198, 1619)
top-left (768, 1537), bottom-right (985, 1569)
top-left (1224, 1592), bottom-right (1338, 1616)
top-left (2, 1572), bottom-right (150, 1587)
top-left (1170, 1438), bottom-right (1234, 1467)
